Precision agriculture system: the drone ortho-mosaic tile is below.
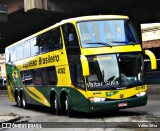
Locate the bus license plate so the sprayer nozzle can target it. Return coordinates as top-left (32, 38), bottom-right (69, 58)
top-left (118, 102), bottom-right (127, 107)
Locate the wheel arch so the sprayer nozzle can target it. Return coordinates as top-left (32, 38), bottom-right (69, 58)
top-left (49, 89), bottom-right (57, 105)
top-left (14, 89), bottom-right (18, 102)
top-left (60, 88), bottom-right (70, 102)
top-left (60, 88), bottom-right (72, 109)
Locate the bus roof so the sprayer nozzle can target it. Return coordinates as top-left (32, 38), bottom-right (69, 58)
top-left (60, 15), bottom-right (129, 24)
top-left (5, 15), bottom-right (129, 49)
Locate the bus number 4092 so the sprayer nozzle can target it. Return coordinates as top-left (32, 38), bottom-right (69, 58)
top-left (58, 68), bottom-right (65, 74)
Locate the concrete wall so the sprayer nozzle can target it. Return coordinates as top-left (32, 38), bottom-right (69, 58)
top-left (24, 0), bottom-right (92, 15)
top-left (24, 0), bottom-right (47, 12)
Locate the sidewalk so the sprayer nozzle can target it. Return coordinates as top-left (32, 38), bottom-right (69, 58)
top-left (147, 84), bottom-right (160, 94)
top-left (0, 112), bottom-right (20, 124)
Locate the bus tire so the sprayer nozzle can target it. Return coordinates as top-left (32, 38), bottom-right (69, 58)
top-left (50, 98), bottom-right (56, 114)
top-left (22, 93), bottom-right (28, 109)
top-left (66, 95), bottom-right (74, 117)
top-left (16, 95), bottom-right (23, 108)
top-left (55, 95), bottom-right (62, 115)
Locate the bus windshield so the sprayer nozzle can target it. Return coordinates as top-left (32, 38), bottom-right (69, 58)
top-left (77, 19), bottom-right (139, 48)
top-left (86, 52), bottom-right (144, 90)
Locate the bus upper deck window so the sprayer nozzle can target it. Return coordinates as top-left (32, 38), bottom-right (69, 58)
top-left (62, 24), bottom-right (79, 47)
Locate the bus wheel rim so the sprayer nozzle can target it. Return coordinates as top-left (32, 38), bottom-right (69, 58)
top-left (54, 99), bottom-right (57, 109)
top-left (22, 96), bottom-right (26, 107)
top-left (65, 97), bottom-right (68, 111)
top-left (17, 96), bottom-right (21, 107)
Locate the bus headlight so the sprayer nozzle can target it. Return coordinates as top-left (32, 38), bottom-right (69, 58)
top-left (136, 92), bottom-right (146, 97)
top-left (89, 97), bottom-right (106, 102)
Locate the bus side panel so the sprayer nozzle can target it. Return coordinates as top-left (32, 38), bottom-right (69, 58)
top-left (56, 65), bottom-right (71, 86)
top-left (7, 76), bottom-right (15, 102)
top-left (22, 86), bottom-right (52, 107)
top-left (6, 63), bottom-right (52, 107)
top-left (6, 64), bottom-right (22, 102)
top-left (55, 87), bottom-right (91, 112)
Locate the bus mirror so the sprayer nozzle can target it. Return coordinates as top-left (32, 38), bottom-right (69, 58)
top-left (80, 55), bottom-right (90, 76)
top-left (145, 50), bottom-right (157, 70)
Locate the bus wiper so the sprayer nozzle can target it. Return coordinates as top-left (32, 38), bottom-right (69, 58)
top-left (112, 41), bottom-right (137, 45)
top-left (112, 41), bottom-right (126, 44)
top-left (86, 42), bottom-right (112, 47)
top-left (127, 42), bottom-right (138, 45)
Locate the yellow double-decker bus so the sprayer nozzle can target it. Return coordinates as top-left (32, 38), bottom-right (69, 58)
top-left (5, 15), bottom-right (156, 117)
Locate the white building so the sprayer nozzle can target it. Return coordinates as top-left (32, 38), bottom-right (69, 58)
top-left (141, 23), bottom-right (160, 49)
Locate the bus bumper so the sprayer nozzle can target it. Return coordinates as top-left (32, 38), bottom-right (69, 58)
top-left (83, 95), bottom-right (147, 113)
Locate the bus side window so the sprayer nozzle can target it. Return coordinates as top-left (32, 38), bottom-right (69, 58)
top-left (62, 24), bottom-right (79, 48)
top-left (52, 28), bottom-right (62, 49)
top-left (30, 37), bottom-right (38, 56)
top-left (20, 71), bottom-right (25, 85)
top-left (33, 69), bottom-right (42, 85)
top-left (36, 28), bottom-right (62, 54)
top-left (11, 48), bottom-right (16, 62)
top-left (48, 66), bottom-right (57, 85)
top-left (23, 40), bottom-right (31, 58)
top-left (16, 45), bottom-right (23, 60)
top-left (36, 33), bottom-right (49, 54)
top-left (24, 70), bottom-right (33, 85)
top-left (41, 68), bottom-right (49, 85)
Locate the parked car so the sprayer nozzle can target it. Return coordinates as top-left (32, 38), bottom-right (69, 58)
top-left (0, 78), bottom-right (6, 89)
